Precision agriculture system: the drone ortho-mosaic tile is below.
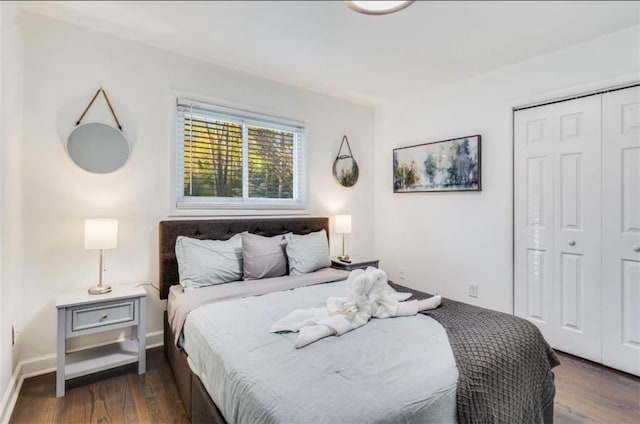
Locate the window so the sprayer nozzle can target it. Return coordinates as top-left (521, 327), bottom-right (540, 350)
top-left (176, 99), bottom-right (306, 210)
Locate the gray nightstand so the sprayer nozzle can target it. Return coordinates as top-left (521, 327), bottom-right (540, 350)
top-left (56, 285), bottom-right (146, 397)
top-left (331, 257), bottom-right (380, 271)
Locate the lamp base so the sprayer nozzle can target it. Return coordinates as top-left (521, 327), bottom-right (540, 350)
top-left (337, 254), bottom-right (351, 263)
top-left (88, 284), bottom-right (112, 295)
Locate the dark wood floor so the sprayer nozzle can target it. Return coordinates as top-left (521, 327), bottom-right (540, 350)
top-left (9, 349), bottom-right (640, 423)
top-left (10, 347), bottom-right (189, 424)
top-left (553, 351), bottom-right (640, 423)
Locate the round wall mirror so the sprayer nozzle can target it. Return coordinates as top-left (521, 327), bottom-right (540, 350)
top-left (67, 122), bottom-right (129, 173)
top-left (333, 156), bottom-right (359, 187)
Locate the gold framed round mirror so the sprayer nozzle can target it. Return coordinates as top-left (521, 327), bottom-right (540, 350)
top-left (333, 135), bottom-right (359, 187)
top-left (333, 155), bottom-right (359, 187)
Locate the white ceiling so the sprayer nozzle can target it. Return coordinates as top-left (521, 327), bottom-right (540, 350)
top-left (22, 1), bottom-right (640, 105)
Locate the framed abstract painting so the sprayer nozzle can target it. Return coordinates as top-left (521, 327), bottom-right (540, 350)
top-left (393, 135), bottom-right (481, 193)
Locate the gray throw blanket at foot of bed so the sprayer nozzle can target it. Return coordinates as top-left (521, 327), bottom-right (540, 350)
top-left (390, 282), bottom-right (560, 424)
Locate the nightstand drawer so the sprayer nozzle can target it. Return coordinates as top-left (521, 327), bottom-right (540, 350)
top-left (69, 300), bottom-right (135, 333)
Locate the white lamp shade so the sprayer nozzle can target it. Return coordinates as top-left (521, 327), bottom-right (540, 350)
top-left (84, 219), bottom-right (118, 250)
top-left (335, 214), bottom-right (352, 235)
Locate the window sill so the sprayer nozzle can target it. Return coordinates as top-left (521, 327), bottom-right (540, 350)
top-left (169, 207), bottom-right (311, 217)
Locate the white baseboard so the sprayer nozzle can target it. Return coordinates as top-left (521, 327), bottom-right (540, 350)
top-left (0, 331), bottom-right (164, 424)
top-left (145, 330), bottom-right (165, 350)
top-left (0, 365), bottom-right (22, 424)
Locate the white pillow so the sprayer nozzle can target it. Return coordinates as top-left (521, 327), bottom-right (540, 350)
top-left (175, 234), bottom-right (243, 290)
top-left (285, 230), bottom-right (331, 275)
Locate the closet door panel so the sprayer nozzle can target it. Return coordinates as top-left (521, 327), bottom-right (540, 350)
top-left (514, 106), bottom-right (555, 344)
top-left (622, 150), bottom-right (640, 232)
top-left (602, 86), bottom-right (640, 376)
top-left (552, 95), bottom-right (602, 362)
top-left (560, 252), bottom-right (583, 331)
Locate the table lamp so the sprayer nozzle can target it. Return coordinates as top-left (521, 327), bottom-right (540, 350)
top-left (85, 218), bottom-right (118, 294)
top-left (335, 214), bottom-right (352, 262)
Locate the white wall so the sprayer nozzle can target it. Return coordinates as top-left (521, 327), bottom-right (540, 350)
top-left (11, 6), bottom-right (640, 382)
top-left (0, 0), bottom-right (6, 405)
top-left (374, 25), bottom-right (640, 313)
top-left (0, 0), bottom-right (23, 410)
top-left (17, 13), bottom-right (374, 362)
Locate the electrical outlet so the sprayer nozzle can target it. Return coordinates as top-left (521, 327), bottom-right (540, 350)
top-left (398, 268), bottom-right (406, 281)
top-left (468, 284), bottom-right (479, 298)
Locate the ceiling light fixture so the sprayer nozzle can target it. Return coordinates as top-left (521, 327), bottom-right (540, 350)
top-left (344, 1), bottom-right (415, 16)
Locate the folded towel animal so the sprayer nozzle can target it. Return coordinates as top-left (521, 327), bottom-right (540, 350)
top-left (270, 267), bottom-right (442, 348)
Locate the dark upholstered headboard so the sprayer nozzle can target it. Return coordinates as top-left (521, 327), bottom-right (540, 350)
top-left (158, 217), bottom-right (329, 299)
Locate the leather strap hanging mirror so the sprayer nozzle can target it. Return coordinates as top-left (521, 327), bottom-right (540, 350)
top-left (67, 88), bottom-right (130, 174)
top-left (333, 135), bottom-right (359, 187)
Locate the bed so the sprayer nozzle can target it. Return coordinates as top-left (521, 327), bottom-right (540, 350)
top-left (159, 217), bottom-right (558, 423)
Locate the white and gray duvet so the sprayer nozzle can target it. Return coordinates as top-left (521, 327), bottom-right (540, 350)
top-left (180, 278), bottom-right (458, 424)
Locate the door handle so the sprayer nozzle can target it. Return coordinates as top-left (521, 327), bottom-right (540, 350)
top-left (568, 240), bottom-right (576, 246)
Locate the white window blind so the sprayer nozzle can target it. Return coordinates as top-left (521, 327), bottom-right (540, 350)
top-left (176, 99), bottom-right (307, 210)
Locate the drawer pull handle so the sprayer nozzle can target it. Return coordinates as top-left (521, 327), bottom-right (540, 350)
top-left (568, 240), bottom-right (576, 246)
top-left (633, 245), bottom-right (640, 253)
top-left (101, 313), bottom-right (108, 320)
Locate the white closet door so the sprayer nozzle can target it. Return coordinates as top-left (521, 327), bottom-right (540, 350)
top-left (514, 105), bottom-right (555, 345)
top-left (552, 95), bottom-right (602, 362)
top-left (602, 86), bottom-right (640, 376)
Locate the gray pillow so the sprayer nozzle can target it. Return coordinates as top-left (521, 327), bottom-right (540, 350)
top-left (242, 232), bottom-right (289, 280)
top-left (285, 230), bottom-right (331, 275)
top-left (175, 234), bottom-right (243, 290)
